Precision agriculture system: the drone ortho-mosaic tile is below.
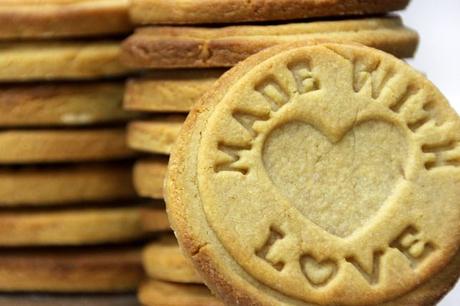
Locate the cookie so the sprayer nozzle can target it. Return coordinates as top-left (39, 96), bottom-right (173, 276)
top-left (127, 117), bottom-right (183, 154)
top-left (0, 247), bottom-right (142, 292)
top-left (124, 70), bottom-right (224, 113)
top-left (121, 17), bottom-right (418, 68)
top-left (0, 206), bottom-right (168, 246)
top-left (130, 0), bottom-right (409, 25)
top-left (0, 294), bottom-right (138, 306)
top-left (0, 0), bottom-right (132, 40)
top-left (0, 128), bottom-right (134, 164)
top-left (166, 42), bottom-right (460, 305)
top-left (0, 163), bottom-right (136, 207)
top-left (134, 158), bottom-right (168, 199)
top-left (143, 235), bottom-right (201, 283)
top-left (0, 82), bottom-right (139, 127)
top-left (0, 41), bottom-right (130, 81)
top-left (141, 204), bottom-right (171, 233)
top-left (138, 279), bottom-right (223, 306)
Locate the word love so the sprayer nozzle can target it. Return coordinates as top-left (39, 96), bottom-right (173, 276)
top-left (256, 225), bottom-right (435, 288)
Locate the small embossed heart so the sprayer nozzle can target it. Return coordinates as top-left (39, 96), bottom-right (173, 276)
top-left (300, 255), bottom-right (337, 286)
top-left (263, 120), bottom-right (407, 237)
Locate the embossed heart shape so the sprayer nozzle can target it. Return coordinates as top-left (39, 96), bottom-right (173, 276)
top-left (263, 120), bottom-right (407, 237)
top-left (300, 255), bottom-right (337, 286)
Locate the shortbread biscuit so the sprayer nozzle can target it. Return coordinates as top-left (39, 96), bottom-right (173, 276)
top-left (138, 280), bottom-right (223, 306)
top-left (141, 204), bottom-right (171, 233)
top-left (0, 128), bottom-right (134, 164)
top-left (0, 294), bottom-right (138, 306)
top-left (0, 163), bottom-right (136, 207)
top-left (0, 247), bottom-right (142, 292)
top-left (0, 41), bottom-right (130, 81)
top-left (127, 117), bottom-right (183, 154)
top-left (124, 70), bottom-right (224, 113)
top-left (130, 0), bottom-right (409, 25)
top-left (121, 17), bottom-right (418, 68)
top-left (166, 42), bottom-right (460, 305)
top-left (143, 235), bottom-right (201, 283)
top-left (0, 206), bottom-right (167, 246)
top-left (0, 0), bottom-right (132, 40)
top-left (0, 82), bottom-right (138, 127)
top-left (134, 158), bottom-right (167, 199)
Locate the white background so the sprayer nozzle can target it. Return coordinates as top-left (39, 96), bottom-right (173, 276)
top-left (400, 1), bottom-right (459, 305)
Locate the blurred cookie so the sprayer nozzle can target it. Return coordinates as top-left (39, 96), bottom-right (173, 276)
top-left (0, 294), bottom-right (138, 306)
top-left (143, 234), bottom-right (201, 284)
top-left (166, 42), bottom-right (460, 305)
top-left (130, 0), bottom-right (409, 25)
top-left (0, 128), bottom-right (134, 164)
top-left (0, 205), bottom-right (168, 246)
top-left (133, 158), bottom-right (167, 199)
top-left (140, 204), bottom-right (170, 233)
top-left (0, 247), bottom-right (142, 292)
top-left (0, 41), bottom-right (130, 81)
top-left (0, 82), bottom-right (139, 127)
top-left (0, 0), bottom-right (132, 39)
top-left (0, 163), bottom-right (136, 207)
top-left (124, 70), bottom-right (223, 113)
top-left (127, 117), bottom-right (183, 155)
top-left (122, 17), bottom-right (418, 68)
top-left (138, 279), bottom-right (223, 306)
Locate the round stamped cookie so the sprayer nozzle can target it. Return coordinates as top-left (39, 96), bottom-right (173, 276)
top-left (0, 82), bottom-right (139, 127)
top-left (0, 247), bottom-right (142, 293)
top-left (0, 163), bottom-right (136, 207)
top-left (127, 117), bottom-right (183, 154)
top-left (138, 279), bottom-right (223, 306)
top-left (0, 128), bottom-right (134, 164)
top-left (166, 42), bottom-right (460, 305)
top-left (143, 235), bottom-right (201, 283)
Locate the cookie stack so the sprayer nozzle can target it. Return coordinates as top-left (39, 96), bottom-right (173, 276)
top-left (119, 0), bottom-right (419, 305)
top-left (0, 0), bottom-right (168, 301)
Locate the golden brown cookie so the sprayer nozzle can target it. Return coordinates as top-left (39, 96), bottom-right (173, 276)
top-left (140, 204), bottom-right (171, 233)
top-left (0, 82), bottom-right (139, 127)
top-left (0, 0), bottom-right (132, 40)
top-left (121, 17), bottom-right (418, 68)
top-left (0, 205), bottom-right (167, 246)
top-left (0, 128), bottom-right (134, 164)
top-left (0, 294), bottom-right (138, 306)
top-left (166, 42), bottom-right (460, 305)
top-left (124, 70), bottom-right (224, 113)
top-left (130, 0), bottom-right (409, 25)
top-left (134, 158), bottom-right (167, 199)
top-left (143, 235), bottom-right (201, 284)
top-left (127, 117), bottom-right (183, 154)
top-left (0, 163), bottom-right (136, 207)
top-left (0, 247), bottom-right (142, 292)
top-left (0, 41), bottom-right (131, 81)
top-left (138, 279), bottom-right (223, 306)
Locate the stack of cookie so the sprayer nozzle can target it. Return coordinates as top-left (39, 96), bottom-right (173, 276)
top-left (0, 0), bottom-right (168, 302)
top-left (120, 0), bottom-right (419, 305)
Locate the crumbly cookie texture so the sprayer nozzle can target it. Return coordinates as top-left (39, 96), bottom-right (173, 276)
top-left (133, 158), bottom-right (168, 199)
top-left (127, 117), bottom-right (184, 155)
top-left (0, 82), bottom-right (138, 127)
top-left (121, 17), bottom-right (418, 68)
top-left (0, 0), bottom-right (132, 39)
top-left (0, 247), bottom-right (143, 292)
top-left (166, 42), bottom-right (460, 305)
top-left (138, 279), bottom-right (223, 306)
top-left (0, 128), bottom-right (134, 164)
top-left (0, 41), bottom-right (130, 81)
top-left (130, 0), bottom-right (409, 25)
top-left (143, 235), bottom-right (202, 283)
top-left (124, 70), bottom-right (224, 113)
